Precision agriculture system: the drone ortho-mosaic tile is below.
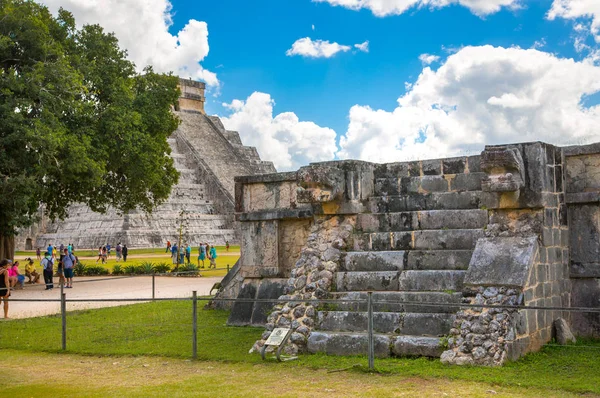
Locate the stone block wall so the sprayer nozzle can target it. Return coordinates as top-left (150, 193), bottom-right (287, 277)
top-left (565, 143), bottom-right (600, 337)
top-left (224, 140), bottom-right (600, 364)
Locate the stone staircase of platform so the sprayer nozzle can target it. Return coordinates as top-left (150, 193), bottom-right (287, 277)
top-left (307, 163), bottom-right (488, 357)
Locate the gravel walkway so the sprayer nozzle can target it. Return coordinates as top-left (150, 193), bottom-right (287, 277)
top-left (5, 275), bottom-right (222, 319)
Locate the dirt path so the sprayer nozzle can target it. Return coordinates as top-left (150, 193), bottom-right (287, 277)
top-left (7, 275), bottom-right (223, 319)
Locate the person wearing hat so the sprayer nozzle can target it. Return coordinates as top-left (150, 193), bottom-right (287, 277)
top-left (0, 259), bottom-right (11, 318)
top-left (41, 252), bottom-right (54, 290)
top-left (25, 258), bottom-right (40, 284)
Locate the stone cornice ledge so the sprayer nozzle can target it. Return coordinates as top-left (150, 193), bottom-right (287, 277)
top-left (235, 171), bottom-right (298, 184)
top-left (236, 208), bottom-right (314, 222)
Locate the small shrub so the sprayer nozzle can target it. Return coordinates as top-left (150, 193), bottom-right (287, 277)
top-left (123, 265), bottom-right (136, 275)
top-left (178, 263), bottom-right (199, 276)
top-left (74, 262), bottom-right (87, 277)
top-left (112, 265), bottom-right (124, 275)
top-left (138, 262), bottom-right (155, 275)
top-left (84, 266), bottom-right (109, 276)
top-left (153, 262), bottom-right (171, 274)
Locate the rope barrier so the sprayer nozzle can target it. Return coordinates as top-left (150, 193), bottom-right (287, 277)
top-left (7, 295), bottom-right (600, 313)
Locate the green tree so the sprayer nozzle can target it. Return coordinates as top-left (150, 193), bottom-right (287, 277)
top-left (0, 0), bottom-right (180, 259)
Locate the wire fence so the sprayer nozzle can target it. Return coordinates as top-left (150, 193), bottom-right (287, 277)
top-left (4, 274), bottom-right (600, 369)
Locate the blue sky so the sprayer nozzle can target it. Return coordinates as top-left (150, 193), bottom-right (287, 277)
top-left (39, 0), bottom-right (600, 170)
top-left (170, 0), bottom-right (576, 132)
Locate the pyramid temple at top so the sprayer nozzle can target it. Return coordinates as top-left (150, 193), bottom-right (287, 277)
top-left (16, 79), bottom-right (276, 250)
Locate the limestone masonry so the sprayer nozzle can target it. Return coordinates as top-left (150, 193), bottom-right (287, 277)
top-left (216, 141), bottom-right (600, 365)
top-left (16, 79), bottom-right (275, 249)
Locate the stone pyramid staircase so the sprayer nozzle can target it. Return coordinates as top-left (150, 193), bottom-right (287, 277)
top-left (308, 163), bottom-right (488, 357)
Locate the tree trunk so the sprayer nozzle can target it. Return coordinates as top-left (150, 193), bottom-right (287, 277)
top-left (0, 235), bottom-right (15, 260)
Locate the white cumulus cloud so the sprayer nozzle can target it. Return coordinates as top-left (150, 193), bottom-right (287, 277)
top-left (355, 40), bottom-right (370, 52)
top-left (286, 37), bottom-right (368, 58)
top-left (313, 0), bottom-right (521, 17)
top-left (221, 93), bottom-right (338, 171)
top-left (38, 0), bottom-right (218, 87)
top-left (419, 53), bottom-right (440, 65)
top-left (548, 0), bottom-right (600, 42)
top-left (338, 45), bottom-right (600, 164)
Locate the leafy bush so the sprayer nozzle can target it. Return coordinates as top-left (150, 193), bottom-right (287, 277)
top-left (84, 266), bottom-right (109, 276)
top-left (177, 263), bottom-right (199, 276)
top-left (153, 262), bottom-right (171, 274)
top-left (137, 262), bottom-right (155, 275)
top-left (123, 265), bottom-right (136, 275)
top-left (74, 261), bottom-right (87, 277)
top-left (112, 265), bottom-right (124, 275)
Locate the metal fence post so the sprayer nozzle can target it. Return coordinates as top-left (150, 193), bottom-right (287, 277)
top-left (367, 291), bottom-right (374, 370)
top-left (61, 292), bottom-right (67, 351)
top-left (192, 290), bottom-right (198, 359)
top-left (152, 272), bottom-right (156, 300)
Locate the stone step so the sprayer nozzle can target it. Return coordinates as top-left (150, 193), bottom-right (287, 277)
top-left (335, 270), bottom-right (465, 292)
top-left (316, 311), bottom-right (454, 336)
top-left (328, 291), bottom-right (463, 313)
top-left (354, 229), bottom-right (484, 251)
top-left (307, 331), bottom-right (443, 358)
top-left (374, 173), bottom-right (486, 196)
top-left (357, 209), bottom-right (488, 232)
top-left (343, 250), bottom-right (472, 272)
top-left (369, 192), bottom-right (484, 213)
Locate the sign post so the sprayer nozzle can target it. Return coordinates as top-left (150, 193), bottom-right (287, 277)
top-left (260, 327), bottom-right (296, 362)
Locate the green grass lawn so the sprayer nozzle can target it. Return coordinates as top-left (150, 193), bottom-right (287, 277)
top-left (1, 301), bottom-right (599, 396)
top-left (14, 246), bottom-right (240, 277)
top-left (16, 245), bottom-right (240, 258)
top-left (77, 255), bottom-right (237, 275)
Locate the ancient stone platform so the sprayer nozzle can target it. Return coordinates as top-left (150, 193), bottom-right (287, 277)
top-left (218, 141), bottom-right (600, 366)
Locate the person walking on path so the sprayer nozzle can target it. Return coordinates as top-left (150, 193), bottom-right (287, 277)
top-left (96, 246), bottom-right (103, 263)
top-left (165, 240), bottom-right (171, 253)
top-left (208, 245), bottom-right (217, 269)
top-left (62, 248), bottom-right (76, 288)
top-left (185, 244), bottom-right (191, 265)
top-left (67, 243), bottom-right (73, 254)
top-left (47, 243), bottom-right (53, 259)
top-left (122, 245), bottom-right (128, 262)
top-left (197, 243), bottom-right (206, 268)
top-left (57, 250), bottom-right (65, 287)
top-left (36, 247), bottom-right (41, 261)
top-left (0, 259), bottom-right (11, 319)
top-left (115, 242), bottom-right (122, 262)
top-left (41, 252), bottom-right (54, 290)
top-left (25, 258), bottom-right (40, 284)
top-left (226, 240), bottom-right (230, 252)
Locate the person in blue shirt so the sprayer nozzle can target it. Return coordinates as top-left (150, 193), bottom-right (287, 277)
top-left (208, 245), bottom-right (217, 269)
top-left (171, 243), bottom-right (178, 264)
top-left (185, 244), bottom-right (191, 264)
top-left (62, 248), bottom-right (76, 288)
top-left (47, 243), bottom-right (53, 259)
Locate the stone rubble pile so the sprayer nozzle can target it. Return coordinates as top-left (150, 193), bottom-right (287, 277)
top-left (441, 286), bottom-right (520, 366)
top-left (252, 216), bottom-right (355, 355)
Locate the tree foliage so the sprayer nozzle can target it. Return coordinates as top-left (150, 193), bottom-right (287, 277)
top-left (0, 0), bottom-right (180, 237)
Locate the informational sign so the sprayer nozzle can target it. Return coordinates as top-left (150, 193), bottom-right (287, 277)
top-left (264, 328), bottom-right (290, 346)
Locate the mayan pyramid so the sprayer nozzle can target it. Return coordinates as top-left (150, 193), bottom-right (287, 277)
top-left (17, 79), bottom-right (275, 249)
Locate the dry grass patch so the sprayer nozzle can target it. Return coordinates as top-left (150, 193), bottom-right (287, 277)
top-left (0, 350), bottom-right (585, 398)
